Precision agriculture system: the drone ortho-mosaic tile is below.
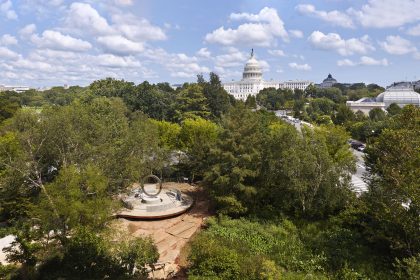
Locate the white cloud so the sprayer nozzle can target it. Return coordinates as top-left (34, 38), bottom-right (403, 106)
top-left (144, 48), bottom-right (209, 78)
top-left (95, 54), bottom-right (141, 68)
top-left (0, 0), bottom-right (17, 20)
top-left (112, 14), bottom-right (166, 42)
top-left (292, 54), bottom-right (305, 60)
top-left (308, 31), bottom-right (375, 56)
top-left (0, 46), bottom-right (19, 60)
top-left (19, 24), bottom-right (37, 37)
top-left (66, 2), bottom-right (114, 35)
top-left (65, 2), bottom-right (166, 44)
top-left (407, 24), bottom-right (420, 36)
top-left (379, 35), bottom-right (417, 55)
top-left (288, 62), bottom-right (311, 71)
top-left (31, 30), bottom-right (92, 52)
top-left (258, 59), bottom-right (270, 72)
top-left (360, 56), bottom-right (389, 66)
top-left (289, 29), bottom-right (303, 38)
top-left (296, 4), bottom-right (354, 28)
top-left (214, 47), bottom-right (248, 68)
top-left (348, 0), bottom-right (420, 28)
top-left (97, 35), bottom-right (144, 55)
top-left (337, 56), bottom-right (388, 66)
top-left (337, 59), bottom-right (355, 67)
top-left (0, 34), bottom-right (17, 45)
top-left (196, 48), bottom-right (211, 58)
top-left (11, 58), bottom-right (59, 73)
top-left (114, 0), bottom-right (133, 6)
top-left (205, 7), bottom-right (288, 46)
top-left (268, 49), bottom-right (285, 57)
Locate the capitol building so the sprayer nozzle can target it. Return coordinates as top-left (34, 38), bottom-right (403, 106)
top-left (222, 50), bottom-right (279, 101)
top-left (222, 50), bottom-right (313, 101)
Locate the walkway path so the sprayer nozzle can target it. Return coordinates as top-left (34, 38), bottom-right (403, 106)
top-left (112, 183), bottom-right (210, 279)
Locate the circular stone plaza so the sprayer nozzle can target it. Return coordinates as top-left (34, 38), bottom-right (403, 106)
top-left (117, 175), bottom-right (194, 220)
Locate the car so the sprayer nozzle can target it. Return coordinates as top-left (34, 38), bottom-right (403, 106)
top-left (357, 145), bottom-right (366, 152)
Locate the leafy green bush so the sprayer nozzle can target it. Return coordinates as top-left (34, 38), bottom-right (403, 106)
top-left (188, 216), bottom-right (328, 279)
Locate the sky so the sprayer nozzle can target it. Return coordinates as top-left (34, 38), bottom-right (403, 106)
top-left (0, 0), bottom-right (420, 88)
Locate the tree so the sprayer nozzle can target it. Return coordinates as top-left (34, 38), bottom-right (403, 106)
top-left (179, 118), bottom-right (219, 181)
top-left (387, 103), bottom-right (402, 116)
top-left (174, 83), bottom-right (211, 121)
top-left (260, 124), bottom-right (355, 218)
top-left (33, 164), bottom-right (113, 241)
top-left (334, 104), bottom-right (356, 125)
top-left (130, 81), bottom-right (176, 120)
top-left (369, 108), bottom-right (386, 121)
top-left (245, 95), bottom-right (257, 109)
top-left (256, 88), bottom-right (287, 110)
top-left (204, 105), bottom-right (264, 216)
top-left (305, 84), bottom-right (317, 98)
top-left (306, 98), bottom-right (336, 121)
top-left (293, 99), bottom-right (305, 118)
top-left (89, 77), bottom-right (135, 98)
top-left (364, 105), bottom-right (420, 257)
top-left (201, 72), bottom-right (232, 119)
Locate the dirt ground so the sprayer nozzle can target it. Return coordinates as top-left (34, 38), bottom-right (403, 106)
top-left (111, 183), bottom-right (211, 279)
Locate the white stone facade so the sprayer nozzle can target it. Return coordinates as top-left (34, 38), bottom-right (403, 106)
top-left (279, 80), bottom-right (312, 91)
top-left (222, 50), bottom-right (279, 101)
top-left (346, 85), bottom-right (420, 114)
top-left (0, 85), bottom-right (31, 93)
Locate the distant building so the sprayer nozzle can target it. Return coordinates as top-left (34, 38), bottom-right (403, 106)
top-left (279, 80), bottom-right (313, 91)
top-left (170, 84), bottom-right (183, 90)
top-left (347, 83), bottom-right (420, 114)
top-left (317, 73), bottom-right (338, 88)
top-left (0, 85), bottom-right (31, 93)
top-left (223, 49), bottom-right (279, 101)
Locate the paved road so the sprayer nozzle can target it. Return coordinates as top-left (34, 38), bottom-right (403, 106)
top-left (274, 111), bottom-right (369, 194)
top-left (0, 235), bottom-right (15, 264)
top-left (350, 149), bottom-right (369, 194)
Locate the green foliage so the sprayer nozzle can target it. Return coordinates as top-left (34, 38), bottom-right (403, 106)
top-left (89, 77), bottom-right (135, 98)
top-left (188, 216), bottom-right (328, 279)
top-left (201, 72), bottom-right (233, 118)
top-left (256, 88), bottom-right (292, 110)
top-left (368, 108), bottom-right (386, 121)
top-left (116, 237), bottom-right (159, 277)
top-left (259, 123), bottom-right (355, 219)
top-left (334, 104), bottom-right (356, 125)
top-left (150, 119), bottom-right (181, 150)
top-left (175, 83), bottom-right (211, 121)
top-left (33, 164), bottom-right (113, 238)
top-left (178, 117), bottom-right (219, 180)
top-left (394, 254), bottom-right (420, 280)
top-left (0, 94), bottom-right (20, 124)
top-left (36, 227), bottom-right (158, 279)
top-left (204, 105), bottom-right (264, 216)
top-left (245, 95), bottom-right (257, 109)
top-left (363, 105), bottom-right (420, 257)
top-left (386, 103), bottom-right (402, 116)
top-left (312, 87), bottom-right (344, 103)
top-left (188, 234), bottom-right (241, 279)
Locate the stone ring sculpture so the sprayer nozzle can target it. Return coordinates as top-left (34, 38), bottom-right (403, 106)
top-left (141, 174), bottom-right (162, 197)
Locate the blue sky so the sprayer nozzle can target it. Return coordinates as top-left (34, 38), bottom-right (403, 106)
top-left (0, 0), bottom-right (419, 88)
